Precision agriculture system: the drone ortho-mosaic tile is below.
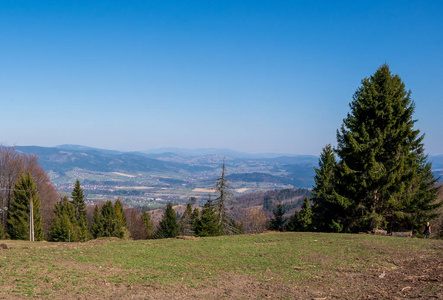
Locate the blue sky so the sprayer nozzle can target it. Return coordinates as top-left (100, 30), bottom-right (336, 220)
top-left (1, 1), bottom-right (442, 155)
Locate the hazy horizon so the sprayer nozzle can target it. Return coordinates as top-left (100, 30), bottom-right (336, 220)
top-left (2, 1), bottom-right (442, 156)
top-left (13, 143), bottom-right (314, 156)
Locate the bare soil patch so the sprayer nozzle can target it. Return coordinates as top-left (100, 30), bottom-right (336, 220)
top-left (0, 234), bottom-right (441, 299)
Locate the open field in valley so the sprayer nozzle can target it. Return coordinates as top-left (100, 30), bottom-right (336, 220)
top-left (0, 232), bottom-right (441, 299)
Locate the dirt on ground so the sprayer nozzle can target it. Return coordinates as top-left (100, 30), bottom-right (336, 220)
top-left (117, 242), bottom-right (440, 299)
top-left (133, 247), bottom-right (443, 300)
top-left (0, 238), bottom-right (441, 299)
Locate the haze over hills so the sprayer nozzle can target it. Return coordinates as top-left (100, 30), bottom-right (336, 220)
top-left (141, 147), bottom-right (304, 159)
top-left (14, 145), bottom-right (319, 207)
top-left (13, 144), bottom-right (443, 207)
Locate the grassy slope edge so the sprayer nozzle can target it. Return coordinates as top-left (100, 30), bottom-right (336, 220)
top-left (0, 233), bottom-right (441, 299)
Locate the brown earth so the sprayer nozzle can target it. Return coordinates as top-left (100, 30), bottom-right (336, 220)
top-left (138, 243), bottom-right (443, 299)
top-left (0, 237), bottom-right (441, 299)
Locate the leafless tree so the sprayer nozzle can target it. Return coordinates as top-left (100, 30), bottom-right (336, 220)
top-left (244, 208), bottom-right (268, 234)
top-left (124, 207), bottom-right (147, 239)
top-left (0, 146), bottom-right (58, 237)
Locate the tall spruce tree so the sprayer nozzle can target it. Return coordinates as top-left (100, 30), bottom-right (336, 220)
top-left (101, 201), bottom-right (124, 238)
top-left (71, 179), bottom-right (88, 241)
top-left (213, 161), bottom-right (241, 234)
top-left (269, 204), bottom-right (286, 231)
top-left (298, 197), bottom-right (313, 231)
top-left (179, 203), bottom-right (193, 236)
top-left (156, 202), bottom-right (179, 238)
top-left (141, 211), bottom-right (155, 239)
top-left (214, 161), bottom-right (230, 228)
top-left (50, 196), bottom-right (79, 242)
top-left (91, 205), bottom-right (102, 239)
top-left (7, 172), bottom-right (44, 240)
top-left (311, 145), bottom-right (351, 232)
top-left (191, 207), bottom-right (200, 232)
top-left (114, 199), bottom-right (127, 228)
top-left (114, 199), bottom-right (129, 239)
top-left (194, 199), bottom-right (221, 237)
top-left (313, 65), bottom-right (440, 233)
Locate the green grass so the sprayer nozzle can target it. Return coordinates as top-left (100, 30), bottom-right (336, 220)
top-left (0, 233), bottom-right (440, 298)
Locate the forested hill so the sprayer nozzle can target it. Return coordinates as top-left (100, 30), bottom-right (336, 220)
top-left (15, 146), bottom-right (210, 173)
top-left (233, 188), bottom-right (311, 214)
top-left (12, 145), bottom-right (442, 206)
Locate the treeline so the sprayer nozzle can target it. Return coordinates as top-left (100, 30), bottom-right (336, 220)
top-left (0, 154), bottom-right (244, 241)
top-left (77, 160), bottom-right (243, 240)
top-left (234, 188), bottom-right (310, 212)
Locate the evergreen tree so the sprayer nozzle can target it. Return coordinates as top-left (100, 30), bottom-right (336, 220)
top-left (156, 202), bottom-right (179, 238)
top-left (313, 65), bottom-right (440, 233)
top-left (298, 197), bottom-right (313, 231)
top-left (269, 204), bottom-right (286, 231)
top-left (214, 161), bottom-right (229, 224)
top-left (179, 203), bottom-right (193, 236)
top-left (311, 145), bottom-right (350, 232)
top-left (71, 179), bottom-right (88, 241)
top-left (91, 205), bottom-right (102, 239)
top-left (214, 161), bottom-right (239, 234)
top-left (141, 211), bottom-right (155, 239)
top-left (50, 196), bottom-right (79, 242)
top-left (194, 199), bottom-right (222, 237)
top-left (229, 218), bottom-right (244, 234)
top-left (7, 172), bottom-right (44, 241)
top-left (101, 201), bottom-right (124, 238)
top-left (114, 199), bottom-right (127, 228)
top-left (286, 210), bottom-right (300, 232)
top-left (191, 207), bottom-right (200, 232)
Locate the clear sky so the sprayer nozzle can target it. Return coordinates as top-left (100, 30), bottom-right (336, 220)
top-left (1, 1), bottom-right (442, 155)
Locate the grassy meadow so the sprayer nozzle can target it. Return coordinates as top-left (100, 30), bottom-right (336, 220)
top-left (0, 232), bottom-right (441, 299)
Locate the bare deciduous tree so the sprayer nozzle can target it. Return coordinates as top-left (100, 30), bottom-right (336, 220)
top-left (0, 146), bottom-right (58, 237)
top-left (244, 208), bottom-right (268, 234)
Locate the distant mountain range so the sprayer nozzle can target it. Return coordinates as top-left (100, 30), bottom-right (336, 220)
top-left (12, 144), bottom-right (442, 205)
top-left (141, 147), bottom-right (305, 159)
top-left (10, 145), bottom-right (321, 206)
top-left (17, 145), bottom-right (210, 174)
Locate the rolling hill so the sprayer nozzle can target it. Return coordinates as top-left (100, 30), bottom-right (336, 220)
top-left (13, 145), bottom-right (442, 206)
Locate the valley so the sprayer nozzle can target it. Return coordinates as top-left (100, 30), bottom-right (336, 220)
top-left (14, 145), bottom-right (443, 210)
top-left (16, 145), bottom-right (317, 208)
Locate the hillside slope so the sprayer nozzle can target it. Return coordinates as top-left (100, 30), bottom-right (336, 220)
top-left (0, 233), bottom-right (441, 299)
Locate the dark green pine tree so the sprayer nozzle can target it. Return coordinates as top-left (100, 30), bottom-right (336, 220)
top-left (7, 172), bottom-right (44, 241)
top-left (100, 201), bottom-right (124, 238)
top-left (194, 199), bottom-right (222, 237)
top-left (311, 145), bottom-right (351, 232)
top-left (114, 199), bottom-right (129, 239)
top-left (191, 207), bottom-right (200, 232)
top-left (297, 197), bottom-right (313, 231)
top-left (91, 205), bottom-right (103, 239)
top-left (179, 203), bottom-right (193, 236)
top-left (114, 199), bottom-right (127, 228)
top-left (156, 202), bottom-right (179, 238)
top-left (71, 179), bottom-right (88, 241)
top-left (328, 64), bottom-right (440, 233)
top-left (286, 210), bottom-right (300, 232)
top-left (269, 204), bottom-right (286, 231)
top-left (50, 196), bottom-right (79, 242)
top-left (141, 211), bottom-right (155, 239)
